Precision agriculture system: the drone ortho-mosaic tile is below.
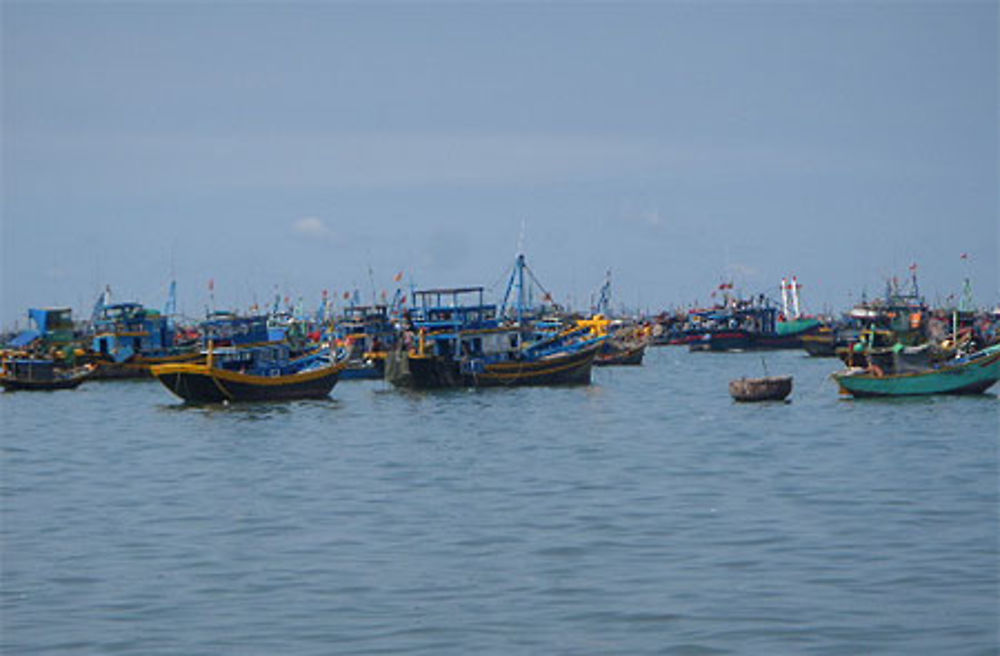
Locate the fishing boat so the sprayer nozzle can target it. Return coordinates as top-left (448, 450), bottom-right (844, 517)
top-left (831, 344), bottom-right (1000, 398)
top-left (333, 304), bottom-right (398, 380)
top-left (729, 375), bottom-right (793, 402)
top-left (0, 358), bottom-right (94, 391)
top-left (7, 307), bottom-right (78, 352)
top-left (151, 343), bottom-right (343, 403)
top-left (576, 315), bottom-right (648, 366)
top-left (89, 300), bottom-right (199, 378)
top-left (150, 315), bottom-right (345, 403)
top-left (689, 303), bottom-right (820, 352)
top-left (595, 340), bottom-right (646, 366)
top-left (385, 287), bottom-right (603, 389)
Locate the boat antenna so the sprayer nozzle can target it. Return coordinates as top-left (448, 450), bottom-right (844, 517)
top-left (368, 263), bottom-right (377, 306)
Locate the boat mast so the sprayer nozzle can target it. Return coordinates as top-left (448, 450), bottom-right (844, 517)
top-left (164, 280), bottom-right (177, 329)
top-left (791, 276), bottom-right (801, 319)
top-left (595, 269), bottom-right (612, 316)
top-left (780, 278), bottom-right (789, 319)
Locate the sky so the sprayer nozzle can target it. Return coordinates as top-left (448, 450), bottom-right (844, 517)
top-left (2, 1), bottom-right (997, 327)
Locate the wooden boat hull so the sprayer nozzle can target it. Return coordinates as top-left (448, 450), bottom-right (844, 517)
top-left (386, 345), bottom-right (598, 389)
top-left (729, 376), bottom-right (792, 402)
top-left (690, 330), bottom-right (810, 352)
top-left (338, 357), bottom-right (386, 380)
top-left (832, 346), bottom-right (1000, 397)
top-left (594, 342), bottom-right (646, 366)
top-left (0, 370), bottom-right (91, 391)
top-left (151, 362), bottom-right (343, 403)
top-left (89, 351), bottom-right (203, 380)
top-left (801, 332), bottom-right (837, 357)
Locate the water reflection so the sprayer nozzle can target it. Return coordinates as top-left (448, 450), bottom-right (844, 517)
top-left (156, 396), bottom-right (340, 421)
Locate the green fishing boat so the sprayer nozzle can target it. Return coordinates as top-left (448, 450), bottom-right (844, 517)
top-left (832, 344), bottom-right (1000, 398)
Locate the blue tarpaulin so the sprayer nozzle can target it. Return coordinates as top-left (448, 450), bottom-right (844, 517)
top-left (8, 330), bottom-right (40, 348)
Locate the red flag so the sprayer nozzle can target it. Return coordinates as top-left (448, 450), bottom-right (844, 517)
top-left (343, 292), bottom-right (350, 300)
top-left (961, 253), bottom-right (969, 260)
top-left (208, 278), bottom-right (214, 291)
top-left (909, 263), bottom-right (917, 272)
top-left (394, 271), bottom-right (403, 282)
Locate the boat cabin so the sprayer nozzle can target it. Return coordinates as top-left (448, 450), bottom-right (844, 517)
top-left (201, 315), bottom-right (272, 347)
top-left (92, 302), bottom-right (176, 362)
top-left (3, 359), bottom-right (59, 382)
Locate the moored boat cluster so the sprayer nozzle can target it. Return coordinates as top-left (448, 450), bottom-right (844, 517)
top-left (3, 260), bottom-right (998, 401)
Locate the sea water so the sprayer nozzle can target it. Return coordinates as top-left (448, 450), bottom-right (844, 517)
top-left (2, 348), bottom-right (997, 655)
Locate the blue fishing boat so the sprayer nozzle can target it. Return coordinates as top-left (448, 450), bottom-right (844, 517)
top-left (333, 304), bottom-right (399, 380)
top-left (385, 287), bottom-right (603, 389)
top-left (7, 307), bottom-right (78, 351)
top-left (90, 300), bottom-right (198, 378)
top-left (150, 315), bottom-right (344, 403)
top-left (688, 302), bottom-right (820, 352)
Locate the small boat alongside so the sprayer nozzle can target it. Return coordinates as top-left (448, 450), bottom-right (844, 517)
top-left (333, 304), bottom-right (398, 380)
top-left (595, 340), bottom-right (646, 366)
top-left (575, 314), bottom-right (648, 366)
top-left (729, 375), bottom-right (793, 402)
top-left (832, 344), bottom-right (1000, 398)
top-left (0, 358), bottom-right (94, 391)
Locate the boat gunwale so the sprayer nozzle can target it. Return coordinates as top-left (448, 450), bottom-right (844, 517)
top-left (151, 360), bottom-right (346, 386)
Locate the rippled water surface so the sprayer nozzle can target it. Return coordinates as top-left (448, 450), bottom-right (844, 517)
top-left (2, 348), bottom-right (997, 655)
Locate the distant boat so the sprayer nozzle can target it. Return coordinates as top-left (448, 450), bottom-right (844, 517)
top-left (729, 375), bottom-right (793, 402)
top-left (0, 358), bottom-right (94, 391)
top-left (689, 304), bottom-right (820, 352)
top-left (575, 314), bottom-right (648, 366)
top-left (831, 344), bottom-right (1000, 398)
top-left (802, 324), bottom-right (861, 358)
top-left (385, 287), bottom-right (603, 389)
top-left (595, 341), bottom-right (646, 366)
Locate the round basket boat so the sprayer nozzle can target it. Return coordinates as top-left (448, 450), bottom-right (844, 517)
top-left (729, 375), bottom-right (792, 402)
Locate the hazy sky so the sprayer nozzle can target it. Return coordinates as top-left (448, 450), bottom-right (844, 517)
top-left (2, 1), bottom-right (997, 326)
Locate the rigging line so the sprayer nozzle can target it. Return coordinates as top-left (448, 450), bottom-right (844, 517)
top-left (487, 263), bottom-right (513, 293)
top-left (523, 263), bottom-right (556, 304)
